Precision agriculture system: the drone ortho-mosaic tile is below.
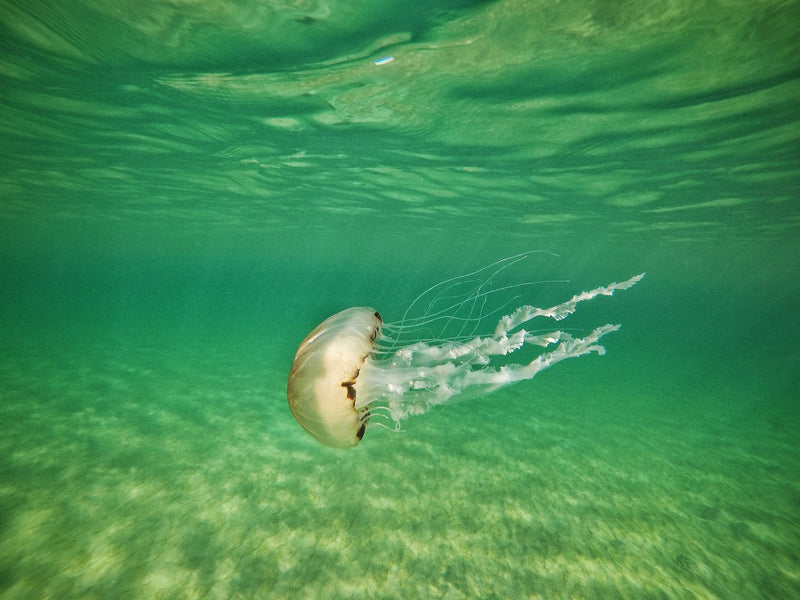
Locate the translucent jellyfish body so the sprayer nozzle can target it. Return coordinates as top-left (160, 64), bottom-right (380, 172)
top-left (287, 254), bottom-right (644, 448)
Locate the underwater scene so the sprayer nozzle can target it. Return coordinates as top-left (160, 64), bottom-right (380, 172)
top-left (1, 1), bottom-right (799, 598)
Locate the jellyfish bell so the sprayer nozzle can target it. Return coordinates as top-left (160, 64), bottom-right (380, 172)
top-left (287, 307), bottom-right (383, 449)
top-left (287, 253), bottom-right (644, 449)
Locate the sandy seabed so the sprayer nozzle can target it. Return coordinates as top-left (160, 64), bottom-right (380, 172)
top-left (1, 336), bottom-right (798, 600)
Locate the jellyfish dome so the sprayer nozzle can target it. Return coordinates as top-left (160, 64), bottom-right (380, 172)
top-left (287, 254), bottom-right (644, 448)
top-left (286, 307), bottom-right (382, 449)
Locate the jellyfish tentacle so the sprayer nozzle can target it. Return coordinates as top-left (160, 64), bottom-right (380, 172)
top-left (393, 251), bottom-right (558, 337)
top-left (357, 275), bottom-right (644, 426)
top-left (386, 327), bottom-right (613, 396)
top-left (494, 273), bottom-right (644, 335)
top-left (400, 251), bottom-right (538, 322)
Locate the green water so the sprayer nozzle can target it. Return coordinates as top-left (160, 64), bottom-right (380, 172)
top-left (1, 1), bottom-right (799, 598)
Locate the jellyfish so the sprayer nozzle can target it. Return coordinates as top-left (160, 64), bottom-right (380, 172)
top-left (287, 253), bottom-right (644, 448)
